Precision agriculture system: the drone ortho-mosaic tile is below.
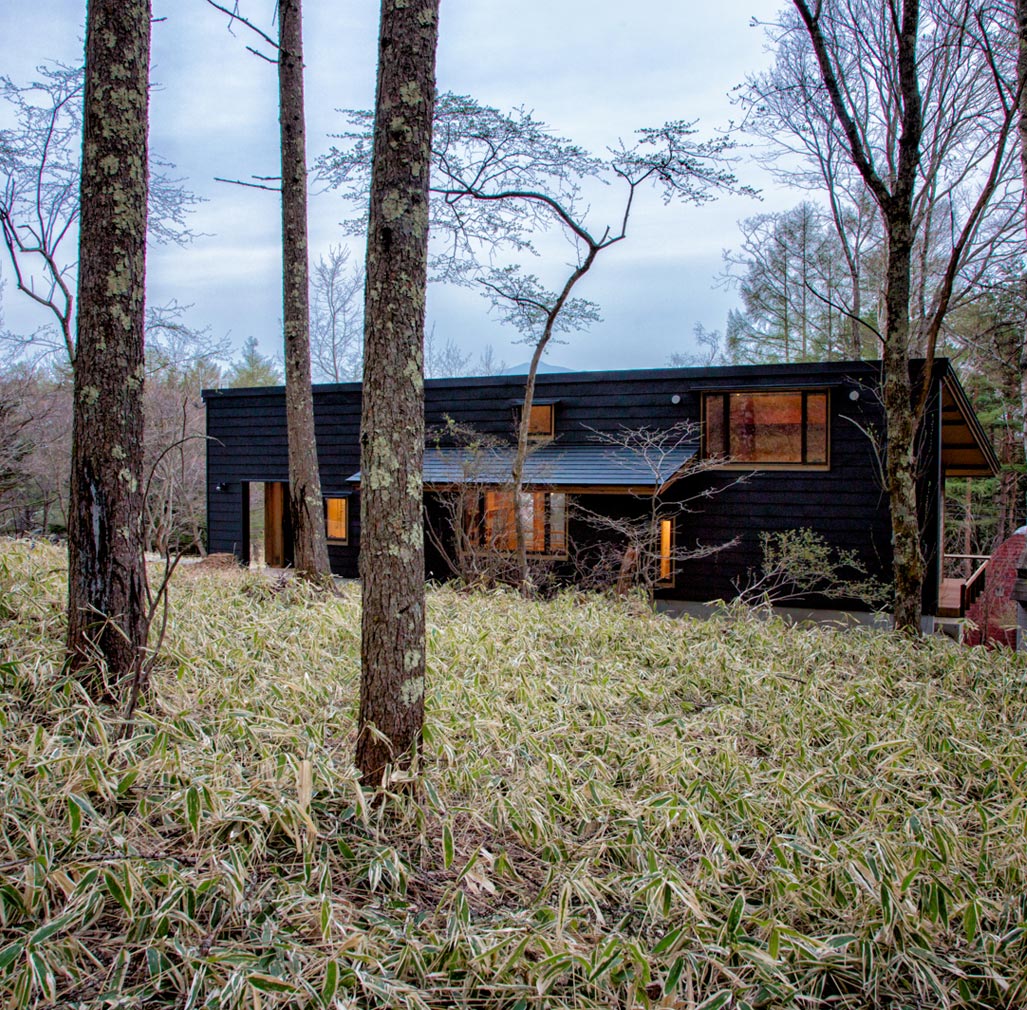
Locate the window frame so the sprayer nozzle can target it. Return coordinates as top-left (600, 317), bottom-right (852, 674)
top-left (701, 388), bottom-right (830, 470)
top-left (525, 401), bottom-right (556, 441)
top-left (480, 488), bottom-right (569, 558)
top-left (656, 517), bottom-right (675, 587)
top-left (324, 495), bottom-right (350, 544)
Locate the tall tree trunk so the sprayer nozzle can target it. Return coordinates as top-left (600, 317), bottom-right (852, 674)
top-left (66, 0), bottom-right (151, 698)
top-left (1017, 0), bottom-right (1027, 498)
top-left (356, 0), bottom-right (440, 786)
top-left (279, 0), bottom-right (329, 579)
top-left (881, 225), bottom-right (924, 633)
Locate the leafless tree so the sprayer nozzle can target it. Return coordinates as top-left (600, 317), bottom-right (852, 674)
top-left (572, 423), bottom-right (744, 603)
top-left (0, 63), bottom-right (198, 367)
top-left (324, 104), bottom-right (749, 591)
top-left (667, 323), bottom-right (726, 368)
top-left (0, 357), bottom-right (71, 536)
top-left (143, 302), bottom-right (228, 555)
top-left (310, 244), bottom-right (363, 382)
top-left (423, 327), bottom-right (472, 378)
top-left (757, 0), bottom-right (1023, 630)
top-left (1017, 0), bottom-right (1027, 475)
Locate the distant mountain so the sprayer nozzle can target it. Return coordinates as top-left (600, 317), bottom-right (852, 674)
top-left (500, 361), bottom-right (572, 374)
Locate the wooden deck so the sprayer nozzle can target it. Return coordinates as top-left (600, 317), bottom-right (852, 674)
top-left (939, 578), bottom-right (964, 619)
top-left (938, 559), bottom-right (989, 619)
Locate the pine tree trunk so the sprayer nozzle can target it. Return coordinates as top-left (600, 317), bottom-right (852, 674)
top-left (279, 0), bottom-right (330, 579)
top-left (356, 0), bottom-right (440, 786)
top-left (66, 0), bottom-right (151, 698)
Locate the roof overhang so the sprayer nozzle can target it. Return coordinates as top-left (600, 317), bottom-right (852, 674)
top-left (940, 373), bottom-right (1000, 478)
top-left (348, 442), bottom-right (698, 491)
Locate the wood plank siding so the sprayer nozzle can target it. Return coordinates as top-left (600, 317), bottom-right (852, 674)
top-left (203, 359), bottom-right (979, 613)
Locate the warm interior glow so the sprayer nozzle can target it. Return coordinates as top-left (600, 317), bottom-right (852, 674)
top-left (528, 403), bottom-right (554, 439)
top-left (705, 390), bottom-right (828, 465)
top-left (325, 497), bottom-right (348, 542)
top-left (483, 490), bottom-right (567, 554)
top-left (659, 518), bottom-right (673, 584)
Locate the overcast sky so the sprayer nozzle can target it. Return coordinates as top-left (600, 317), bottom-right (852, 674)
top-left (1, 1), bottom-right (795, 372)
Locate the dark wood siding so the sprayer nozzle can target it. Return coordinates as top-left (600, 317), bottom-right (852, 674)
top-left (204, 360), bottom-right (949, 612)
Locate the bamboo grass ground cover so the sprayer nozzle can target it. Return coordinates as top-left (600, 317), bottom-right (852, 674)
top-left (0, 539), bottom-right (1025, 1009)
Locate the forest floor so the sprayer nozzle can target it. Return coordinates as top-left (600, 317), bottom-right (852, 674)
top-left (1, 538), bottom-right (1026, 1009)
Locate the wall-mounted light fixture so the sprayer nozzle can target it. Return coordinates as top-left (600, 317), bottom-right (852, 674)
top-left (214, 482), bottom-right (230, 493)
top-left (671, 394), bottom-right (681, 405)
top-left (848, 389), bottom-right (860, 402)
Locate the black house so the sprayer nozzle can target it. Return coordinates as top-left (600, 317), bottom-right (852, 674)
top-left (202, 359), bottom-right (998, 621)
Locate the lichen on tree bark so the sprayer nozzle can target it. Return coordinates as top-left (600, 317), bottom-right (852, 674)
top-left (356, 0), bottom-right (440, 785)
top-left (66, 0), bottom-right (151, 697)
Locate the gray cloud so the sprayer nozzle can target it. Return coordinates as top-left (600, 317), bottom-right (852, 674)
top-left (3, 0), bottom-right (794, 370)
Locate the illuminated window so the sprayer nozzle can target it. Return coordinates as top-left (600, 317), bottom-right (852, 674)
top-left (703, 390), bottom-right (828, 466)
top-left (325, 497), bottom-right (348, 543)
top-left (657, 518), bottom-right (674, 586)
top-left (482, 490), bottom-right (567, 556)
top-left (527, 403), bottom-right (555, 440)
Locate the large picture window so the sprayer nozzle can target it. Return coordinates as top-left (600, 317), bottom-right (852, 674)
top-left (703, 390), bottom-right (828, 467)
top-left (482, 490), bottom-right (567, 556)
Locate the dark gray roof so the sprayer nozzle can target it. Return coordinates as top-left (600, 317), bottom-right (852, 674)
top-left (348, 442), bottom-right (697, 488)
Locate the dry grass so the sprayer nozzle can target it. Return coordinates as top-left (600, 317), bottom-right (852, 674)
top-left (1, 538), bottom-right (1026, 1009)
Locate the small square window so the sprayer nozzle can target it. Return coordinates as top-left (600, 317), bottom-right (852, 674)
top-left (325, 497), bottom-right (348, 543)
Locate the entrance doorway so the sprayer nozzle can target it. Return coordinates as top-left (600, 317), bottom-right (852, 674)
top-left (242, 481), bottom-right (292, 568)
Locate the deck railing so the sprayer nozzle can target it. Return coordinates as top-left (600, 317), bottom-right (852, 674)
top-left (943, 553), bottom-right (989, 617)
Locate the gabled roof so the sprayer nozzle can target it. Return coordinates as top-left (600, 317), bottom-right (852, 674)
top-left (348, 442), bottom-right (697, 491)
top-left (940, 371), bottom-right (1000, 478)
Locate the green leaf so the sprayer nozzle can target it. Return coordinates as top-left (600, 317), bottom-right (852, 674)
top-left (104, 869), bottom-right (132, 915)
top-left (321, 960), bottom-right (339, 1005)
top-left (27, 913), bottom-right (75, 948)
top-left (0, 941), bottom-right (24, 973)
top-left (117, 769), bottom-right (139, 795)
top-left (697, 991), bottom-right (732, 1010)
top-left (665, 955), bottom-right (686, 993)
top-left (825, 933), bottom-right (857, 948)
top-left (964, 898), bottom-right (979, 944)
top-left (186, 786), bottom-right (201, 836)
top-left (68, 793), bottom-right (99, 834)
top-left (28, 950), bottom-right (55, 1000)
top-left (726, 893), bottom-right (745, 937)
top-left (443, 821), bottom-right (454, 870)
top-left (587, 951), bottom-right (622, 982)
top-left (653, 925), bottom-right (683, 955)
top-left (67, 796), bottom-right (81, 836)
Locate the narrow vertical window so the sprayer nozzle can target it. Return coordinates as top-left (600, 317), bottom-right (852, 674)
top-left (658, 518), bottom-right (674, 586)
top-left (325, 497), bottom-right (348, 543)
